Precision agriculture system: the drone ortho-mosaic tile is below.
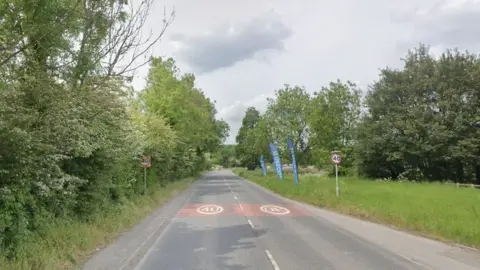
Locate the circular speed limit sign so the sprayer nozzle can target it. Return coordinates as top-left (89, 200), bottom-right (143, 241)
top-left (331, 153), bottom-right (342, 165)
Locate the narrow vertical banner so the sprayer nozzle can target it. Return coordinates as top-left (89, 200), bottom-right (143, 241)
top-left (269, 143), bottom-right (283, 180)
top-left (287, 138), bottom-right (299, 184)
top-left (259, 155), bottom-right (267, 176)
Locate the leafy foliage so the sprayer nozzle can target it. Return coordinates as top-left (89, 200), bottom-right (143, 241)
top-left (235, 107), bottom-right (262, 167)
top-left (0, 0), bottom-right (227, 262)
top-left (211, 145), bottom-right (237, 168)
top-left (357, 45), bottom-right (480, 182)
top-left (264, 85), bottom-right (311, 164)
top-left (234, 44), bottom-right (480, 183)
top-left (308, 80), bottom-right (361, 170)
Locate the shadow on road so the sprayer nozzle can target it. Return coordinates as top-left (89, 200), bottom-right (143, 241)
top-left (141, 220), bottom-right (267, 270)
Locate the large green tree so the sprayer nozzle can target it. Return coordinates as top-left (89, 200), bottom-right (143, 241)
top-left (0, 0), bottom-right (227, 261)
top-left (139, 57), bottom-right (228, 179)
top-left (357, 45), bottom-right (480, 182)
top-left (235, 107), bottom-right (261, 168)
top-left (263, 84), bottom-right (312, 164)
top-left (232, 44), bottom-right (480, 184)
top-left (308, 80), bottom-right (361, 169)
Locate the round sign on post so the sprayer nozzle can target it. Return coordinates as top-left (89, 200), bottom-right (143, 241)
top-left (330, 152), bottom-right (342, 197)
top-left (141, 156), bottom-right (151, 195)
top-left (141, 156), bottom-right (151, 168)
top-left (331, 153), bottom-right (342, 165)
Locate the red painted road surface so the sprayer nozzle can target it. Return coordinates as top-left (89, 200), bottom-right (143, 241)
top-left (176, 203), bottom-right (312, 217)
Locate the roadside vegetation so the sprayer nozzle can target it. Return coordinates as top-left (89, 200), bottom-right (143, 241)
top-left (232, 45), bottom-right (480, 184)
top-left (0, 0), bottom-right (229, 269)
top-left (227, 45), bottom-right (480, 249)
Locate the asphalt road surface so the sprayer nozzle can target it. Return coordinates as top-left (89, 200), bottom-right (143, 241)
top-left (84, 170), bottom-right (480, 270)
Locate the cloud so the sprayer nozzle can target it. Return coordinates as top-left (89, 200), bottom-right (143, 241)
top-left (393, 0), bottom-right (480, 51)
top-left (218, 94), bottom-right (270, 123)
top-left (169, 12), bottom-right (293, 74)
top-left (132, 0), bottom-right (480, 144)
top-left (216, 94), bottom-right (271, 144)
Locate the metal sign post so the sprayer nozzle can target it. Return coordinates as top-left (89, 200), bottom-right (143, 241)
top-left (335, 163), bottom-right (339, 197)
top-left (141, 156), bottom-right (151, 194)
top-left (331, 152), bottom-right (342, 197)
top-left (144, 167), bottom-right (147, 193)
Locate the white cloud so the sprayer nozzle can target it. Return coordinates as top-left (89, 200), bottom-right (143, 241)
top-left (217, 94), bottom-right (271, 143)
top-left (131, 0), bottom-right (480, 144)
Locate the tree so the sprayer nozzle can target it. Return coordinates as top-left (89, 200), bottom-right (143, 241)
top-left (216, 145), bottom-right (236, 168)
top-left (230, 44), bottom-right (480, 184)
top-left (210, 119), bottom-right (230, 152)
top-left (263, 84), bottom-right (312, 164)
top-left (356, 45), bottom-right (480, 182)
top-left (308, 80), bottom-right (361, 170)
top-left (235, 107), bottom-right (261, 144)
top-left (139, 57), bottom-right (224, 179)
top-left (0, 0), bottom-right (228, 261)
top-left (235, 107), bottom-right (261, 168)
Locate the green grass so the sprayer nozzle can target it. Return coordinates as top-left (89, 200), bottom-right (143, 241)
top-left (0, 176), bottom-right (197, 270)
top-left (234, 169), bottom-right (480, 248)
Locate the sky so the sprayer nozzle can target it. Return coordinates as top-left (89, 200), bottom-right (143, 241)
top-left (130, 0), bottom-right (480, 144)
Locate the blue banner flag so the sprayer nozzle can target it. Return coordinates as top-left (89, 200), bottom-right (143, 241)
top-left (268, 143), bottom-right (283, 180)
top-left (287, 138), bottom-right (299, 184)
top-left (259, 155), bottom-right (267, 176)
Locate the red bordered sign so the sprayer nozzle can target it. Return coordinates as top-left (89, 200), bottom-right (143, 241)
top-left (141, 156), bottom-right (151, 168)
top-left (331, 153), bottom-right (342, 165)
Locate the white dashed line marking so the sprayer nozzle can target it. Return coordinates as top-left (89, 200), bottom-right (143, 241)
top-left (193, 247), bottom-right (205, 252)
top-left (233, 196), bottom-right (238, 200)
top-left (265, 250), bottom-right (280, 270)
top-left (247, 219), bottom-right (254, 228)
top-left (239, 204), bottom-right (244, 210)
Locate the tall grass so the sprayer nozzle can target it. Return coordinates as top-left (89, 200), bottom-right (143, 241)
top-left (235, 169), bottom-right (480, 248)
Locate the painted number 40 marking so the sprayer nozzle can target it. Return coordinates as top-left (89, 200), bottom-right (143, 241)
top-left (260, 205), bottom-right (290, 215)
top-left (196, 204), bottom-right (224, 215)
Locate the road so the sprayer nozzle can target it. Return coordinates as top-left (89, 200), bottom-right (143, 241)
top-left (84, 170), bottom-right (480, 270)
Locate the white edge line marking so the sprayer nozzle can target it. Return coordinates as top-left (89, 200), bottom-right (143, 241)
top-left (265, 250), bottom-right (280, 270)
top-left (399, 254), bottom-right (431, 269)
top-left (247, 219), bottom-right (254, 228)
top-left (119, 219), bottom-right (166, 270)
top-left (455, 244), bottom-right (480, 252)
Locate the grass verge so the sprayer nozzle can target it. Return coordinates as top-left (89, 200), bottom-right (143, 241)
top-left (0, 176), bottom-right (197, 270)
top-left (233, 169), bottom-right (480, 249)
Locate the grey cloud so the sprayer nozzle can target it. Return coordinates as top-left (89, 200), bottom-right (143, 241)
top-left (394, 1), bottom-right (480, 50)
top-left (171, 12), bottom-right (293, 74)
